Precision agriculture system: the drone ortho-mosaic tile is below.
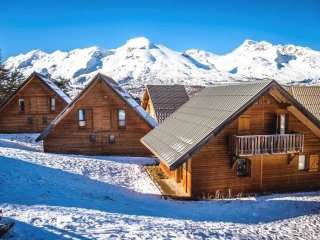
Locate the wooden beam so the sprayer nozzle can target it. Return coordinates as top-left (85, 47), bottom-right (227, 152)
top-left (270, 89), bottom-right (289, 104)
top-left (288, 153), bottom-right (298, 166)
top-left (230, 154), bottom-right (237, 170)
top-left (141, 89), bottom-right (149, 109)
top-left (287, 106), bottom-right (320, 137)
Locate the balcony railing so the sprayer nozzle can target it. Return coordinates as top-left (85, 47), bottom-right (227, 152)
top-left (230, 133), bottom-right (304, 157)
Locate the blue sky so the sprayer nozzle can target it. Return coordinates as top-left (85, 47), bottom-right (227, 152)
top-left (1, 0), bottom-right (319, 59)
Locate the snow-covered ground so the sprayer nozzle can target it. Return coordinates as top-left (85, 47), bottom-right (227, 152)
top-left (0, 134), bottom-right (319, 239)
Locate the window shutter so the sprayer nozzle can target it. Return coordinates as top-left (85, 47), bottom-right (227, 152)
top-left (30, 98), bottom-right (37, 114)
top-left (86, 109), bottom-right (93, 129)
top-left (272, 114), bottom-right (278, 134)
top-left (47, 98), bottom-right (50, 112)
top-left (309, 155), bottom-right (319, 172)
top-left (247, 159), bottom-right (251, 176)
top-left (24, 98), bottom-right (29, 113)
top-left (238, 114), bottom-right (251, 134)
top-left (285, 114), bottom-right (289, 134)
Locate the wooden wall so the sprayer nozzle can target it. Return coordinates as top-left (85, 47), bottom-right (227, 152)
top-left (43, 77), bottom-right (152, 156)
top-left (0, 76), bottom-right (67, 133)
top-left (160, 92), bottom-right (320, 197)
top-left (141, 91), bottom-right (157, 121)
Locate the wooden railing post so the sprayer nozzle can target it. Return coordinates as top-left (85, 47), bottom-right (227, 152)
top-left (231, 133), bottom-right (304, 157)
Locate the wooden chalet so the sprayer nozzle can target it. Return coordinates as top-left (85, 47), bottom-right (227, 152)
top-left (36, 74), bottom-right (157, 156)
top-left (141, 85), bottom-right (189, 122)
top-left (141, 80), bottom-right (320, 197)
top-left (0, 72), bottom-right (71, 133)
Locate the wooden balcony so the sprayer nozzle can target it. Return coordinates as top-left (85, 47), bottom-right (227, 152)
top-left (230, 134), bottom-right (304, 157)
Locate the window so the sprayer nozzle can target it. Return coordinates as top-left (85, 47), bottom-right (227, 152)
top-left (27, 116), bottom-right (33, 124)
top-left (118, 109), bottom-right (126, 128)
top-left (109, 134), bottom-right (115, 144)
top-left (279, 114), bottom-right (286, 134)
top-left (237, 158), bottom-right (250, 176)
top-left (42, 117), bottom-right (48, 124)
top-left (89, 135), bottom-right (96, 143)
top-left (19, 98), bottom-right (25, 113)
top-left (50, 98), bottom-right (56, 111)
top-left (79, 109), bottom-right (86, 127)
top-left (298, 155), bottom-right (307, 171)
top-left (277, 114), bottom-right (288, 134)
top-left (266, 100), bottom-right (272, 104)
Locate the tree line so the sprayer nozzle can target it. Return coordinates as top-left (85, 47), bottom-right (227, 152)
top-left (0, 50), bottom-right (24, 104)
top-left (0, 49), bottom-right (72, 104)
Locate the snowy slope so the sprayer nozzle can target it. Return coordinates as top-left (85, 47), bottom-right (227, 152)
top-left (5, 37), bottom-right (320, 97)
top-left (0, 134), bottom-right (320, 239)
top-left (184, 40), bottom-right (320, 85)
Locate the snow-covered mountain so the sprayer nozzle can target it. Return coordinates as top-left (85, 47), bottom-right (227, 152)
top-left (5, 37), bottom-right (320, 96)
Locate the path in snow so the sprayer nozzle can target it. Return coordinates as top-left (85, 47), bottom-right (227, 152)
top-left (0, 134), bottom-right (319, 239)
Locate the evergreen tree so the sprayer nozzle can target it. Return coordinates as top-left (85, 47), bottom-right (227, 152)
top-left (0, 50), bottom-right (24, 103)
top-left (53, 76), bottom-right (72, 95)
top-left (44, 72), bottom-right (71, 97)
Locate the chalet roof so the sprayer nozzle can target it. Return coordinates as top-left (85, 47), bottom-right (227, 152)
top-left (289, 86), bottom-right (320, 121)
top-left (0, 72), bottom-right (71, 110)
top-left (36, 74), bottom-right (157, 141)
top-left (143, 85), bottom-right (189, 122)
top-left (37, 73), bottom-right (72, 104)
top-left (141, 80), bottom-right (320, 171)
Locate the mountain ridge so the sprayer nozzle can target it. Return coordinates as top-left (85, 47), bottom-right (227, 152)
top-left (5, 37), bottom-right (320, 96)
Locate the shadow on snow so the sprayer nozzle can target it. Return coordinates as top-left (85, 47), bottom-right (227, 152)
top-left (0, 138), bottom-right (41, 153)
top-left (1, 217), bottom-right (90, 240)
top-left (0, 155), bottom-right (319, 225)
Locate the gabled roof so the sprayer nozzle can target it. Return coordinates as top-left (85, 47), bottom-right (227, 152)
top-left (289, 86), bottom-right (320, 121)
top-left (0, 72), bottom-right (71, 110)
top-left (36, 73), bottom-right (157, 141)
top-left (141, 80), bottom-right (320, 171)
top-left (142, 85), bottom-right (189, 122)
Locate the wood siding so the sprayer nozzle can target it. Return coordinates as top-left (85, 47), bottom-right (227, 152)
top-left (141, 91), bottom-right (157, 121)
top-left (159, 159), bottom-right (192, 196)
top-left (161, 92), bottom-right (320, 196)
top-left (43, 77), bottom-right (152, 156)
top-left (0, 76), bottom-right (67, 133)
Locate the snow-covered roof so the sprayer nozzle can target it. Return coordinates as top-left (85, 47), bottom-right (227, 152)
top-left (0, 72), bottom-right (71, 110)
top-left (36, 73), bottom-right (72, 104)
top-left (36, 74), bottom-right (157, 141)
top-left (98, 74), bottom-right (158, 128)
